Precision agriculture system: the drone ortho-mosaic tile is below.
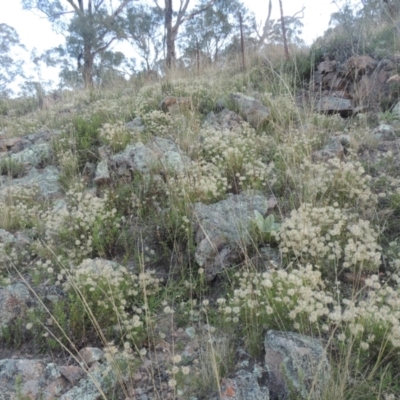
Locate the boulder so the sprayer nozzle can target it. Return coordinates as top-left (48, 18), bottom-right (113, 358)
top-left (230, 93), bottom-right (270, 128)
top-left (126, 116), bottom-right (145, 133)
top-left (264, 330), bottom-right (330, 399)
top-left (9, 142), bottom-right (51, 167)
top-left (316, 96), bottom-right (352, 115)
top-left (94, 159), bottom-right (110, 185)
top-left (193, 192), bottom-right (271, 280)
top-left (204, 109), bottom-right (244, 131)
top-left (312, 55), bottom-right (400, 114)
top-left (0, 359), bottom-right (68, 400)
top-left (217, 370), bottom-right (270, 400)
top-left (0, 166), bottom-right (61, 200)
top-left (160, 96), bottom-right (191, 113)
top-left (0, 283), bottom-right (32, 331)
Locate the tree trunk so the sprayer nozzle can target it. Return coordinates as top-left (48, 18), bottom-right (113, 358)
top-left (239, 12), bottom-right (245, 71)
top-left (165, 0), bottom-right (174, 68)
top-left (83, 42), bottom-right (94, 88)
top-left (278, 0), bottom-right (290, 61)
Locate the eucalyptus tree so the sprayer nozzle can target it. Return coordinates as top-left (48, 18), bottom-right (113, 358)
top-left (180, 0), bottom-right (249, 65)
top-left (0, 24), bottom-right (26, 96)
top-left (255, 0), bottom-right (305, 48)
top-left (126, 4), bottom-right (164, 72)
top-left (154, 0), bottom-right (220, 68)
top-left (22, 0), bottom-right (134, 88)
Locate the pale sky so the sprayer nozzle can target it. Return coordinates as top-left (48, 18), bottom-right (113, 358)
top-left (2, 0), bottom-right (340, 91)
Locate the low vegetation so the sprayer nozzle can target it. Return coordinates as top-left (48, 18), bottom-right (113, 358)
top-left (1, 47), bottom-right (400, 399)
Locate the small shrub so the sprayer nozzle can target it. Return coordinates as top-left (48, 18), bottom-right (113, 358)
top-left (0, 158), bottom-right (25, 178)
top-left (279, 203), bottom-right (381, 274)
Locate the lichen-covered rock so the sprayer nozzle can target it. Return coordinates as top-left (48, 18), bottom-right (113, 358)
top-left (94, 159), bottom-right (110, 185)
top-left (9, 142), bottom-right (51, 167)
top-left (316, 96), bottom-right (352, 114)
top-left (0, 359), bottom-right (68, 400)
top-left (160, 96), bottom-right (191, 113)
top-left (194, 192), bottom-right (270, 280)
top-left (0, 166), bottom-right (61, 200)
top-left (230, 93), bottom-right (270, 128)
top-left (78, 347), bottom-right (105, 367)
top-left (204, 109), bottom-right (244, 131)
top-left (0, 283), bottom-right (33, 331)
top-left (264, 330), bottom-right (330, 399)
top-left (217, 370), bottom-right (270, 400)
top-left (126, 116), bottom-right (145, 133)
top-left (59, 362), bottom-right (116, 400)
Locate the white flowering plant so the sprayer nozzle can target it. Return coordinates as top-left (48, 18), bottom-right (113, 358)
top-left (217, 264), bottom-right (334, 355)
top-left (63, 259), bottom-right (161, 344)
top-left (279, 203), bottom-right (381, 274)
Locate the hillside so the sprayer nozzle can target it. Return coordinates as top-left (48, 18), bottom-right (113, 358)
top-left (1, 52), bottom-right (400, 400)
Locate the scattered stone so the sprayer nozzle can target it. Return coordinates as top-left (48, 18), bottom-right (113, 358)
top-left (230, 93), bottom-right (270, 128)
top-left (264, 330), bottom-right (330, 399)
top-left (60, 362), bottom-right (116, 400)
top-left (59, 365), bottom-right (86, 386)
top-left (160, 96), bottom-right (191, 113)
top-left (9, 142), bottom-right (51, 167)
top-left (204, 109), bottom-right (244, 131)
top-left (194, 192), bottom-right (271, 280)
top-left (0, 166), bottom-right (61, 200)
top-left (0, 283), bottom-right (32, 331)
top-left (0, 359), bottom-right (67, 400)
top-left (94, 159), bottom-right (110, 185)
top-left (316, 96), bottom-right (352, 115)
top-left (78, 347), bottom-right (105, 367)
top-left (126, 117), bottom-right (145, 133)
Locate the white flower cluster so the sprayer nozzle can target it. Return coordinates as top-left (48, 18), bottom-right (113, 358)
top-left (297, 158), bottom-right (377, 210)
top-left (39, 186), bottom-right (121, 261)
top-left (98, 121), bottom-right (133, 152)
top-left (279, 203), bottom-right (381, 273)
top-left (169, 123), bottom-right (276, 202)
top-left (65, 258), bottom-right (161, 339)
top-left (218, 264), bottom-right (333, 331)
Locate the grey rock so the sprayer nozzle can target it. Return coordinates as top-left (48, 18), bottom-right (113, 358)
top-left (79, 347), bottom-right (105, 367)
top-left (264, 330), bottom-right (330, 399)
top-left (0, 283), bottom-right (32, 330)
top-left (230, 93), bottom-right (270, 128)
top-left (392, 102), bottom-right (400, 115)
top-left (204, 109), bottom-right (244, 131)
top-left (194, 192), bottom-right (270, 280)
top-left (213, 369), bottom-right (270, 400)
top-left (110, 138), bottom-right (190, 177)
top-left (317, 96), bottom-right (352, 113)
top-left (0, 359), bottom-right (68, 400)
top-left (9, 142), bottom-right (51, 167)
top-left (94, 159), bottom-right (110, 185)
top-left (126, 117), bottom-right (145, 133)
top-left (60, 362), bottom-right (116, 400)
top-left (0, 229), bottom-right (16, 245)
top-left (312, 136), bottom-right (346, 162)
top-left (0, 166), bottom-right (61, 200)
